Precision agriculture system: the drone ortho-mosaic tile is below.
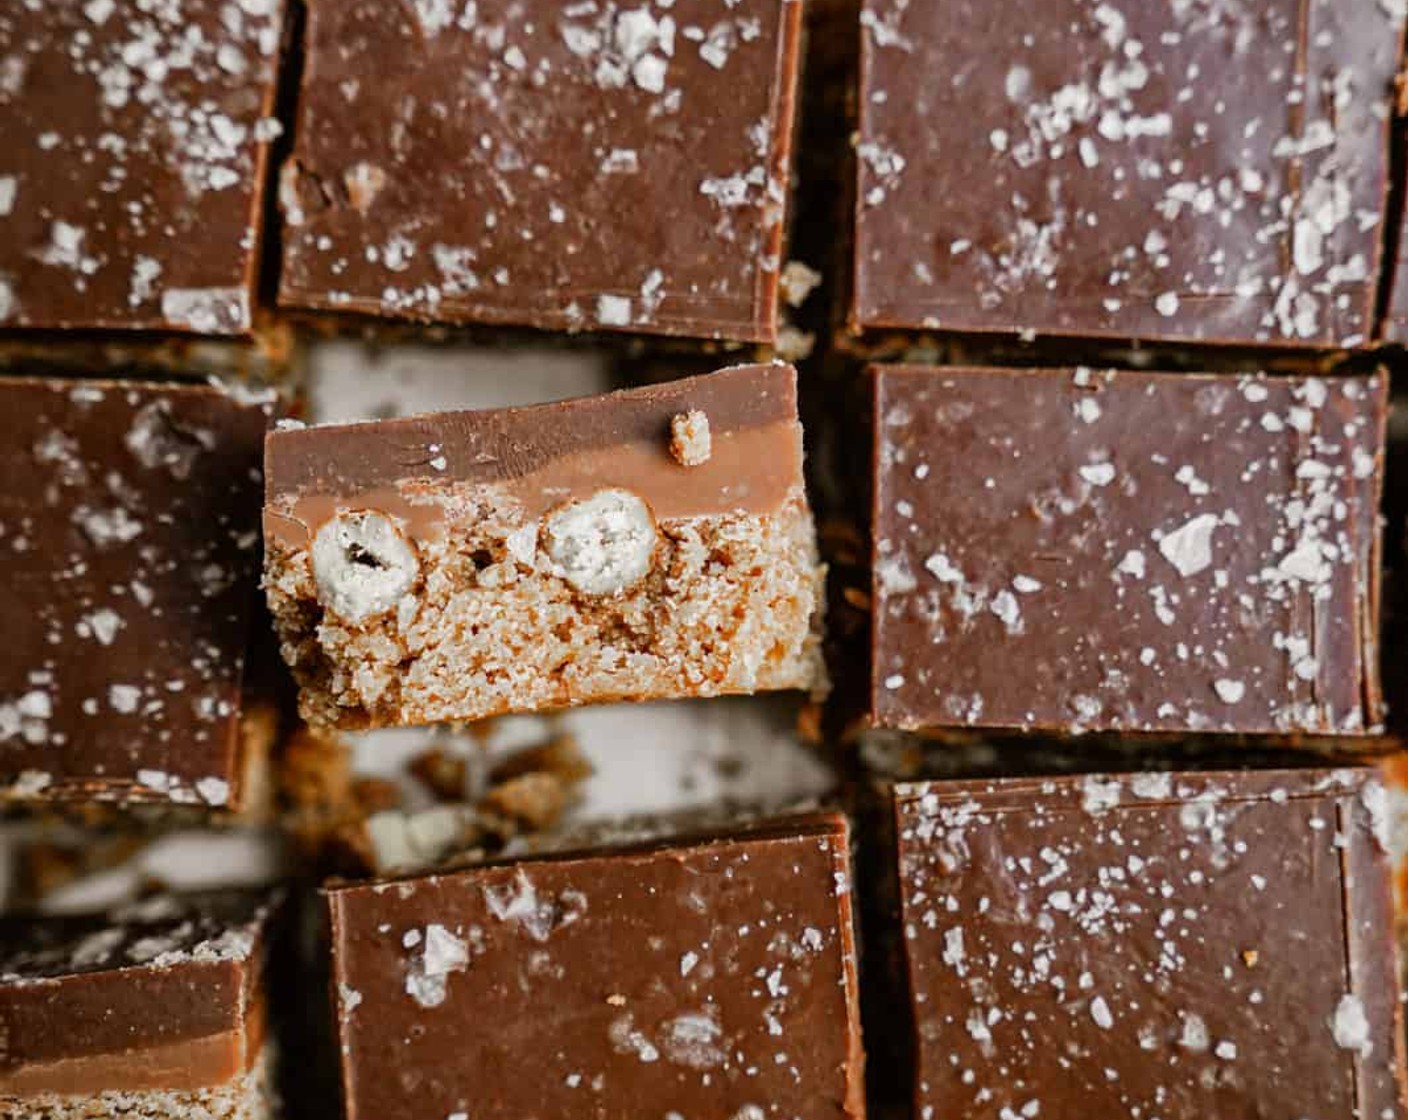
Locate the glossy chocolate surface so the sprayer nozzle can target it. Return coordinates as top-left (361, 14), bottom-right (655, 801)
top-left (327, 812), bottom-right (865, 1120)
top-left (893, 769), bottom-right (1406, 1119)
top-left (0, 377), bottom-right (272, 804)
top-left (871, 365), bottom-right (1386, 735)
top-left (852, 0), bottom-right (1404, 347)
top-left (0, 0), bottom-right (285, 334)
top-left (279, 0), bottom-right (803, 342)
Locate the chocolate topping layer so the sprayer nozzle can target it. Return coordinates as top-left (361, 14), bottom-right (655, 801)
top-left (327, 812), bottom-right (864, 1120)
top-left (0, 378), bottom-right (272, 805)
top-left (265, 362), bottom-right (802, 546)
top-left (871, 365), bottom-right (1386, 736)
top-left (852, 0), bottom-right (1404, 347)
top-left (893, 768), bottom-right (1406, 1120)
top-left (278, 0), bottom-right (804, 342)
top-left (0, 1), bottom-right (286, 334)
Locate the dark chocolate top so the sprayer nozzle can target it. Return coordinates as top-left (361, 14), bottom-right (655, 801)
top-left (327, 811), bottom-right (865, 1120)
top-left (893, 768), bottom-right (1406, 1120)
top-left (267, 361), bottom-right (796, 499)
top-left (0, 377), bottom-right (272, 804)
top-left (278, 0), bottom-right (804, 342)
top-left (0, 890), bottom-right (271, 982)
top-left (852, 0), bottom-right (1404, 347)
top-left (0, 0), bottom-right (285, 334)
top-left (870, 365), bottom-right (1386, 736)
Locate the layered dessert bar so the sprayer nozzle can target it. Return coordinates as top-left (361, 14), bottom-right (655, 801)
top-left (278, 0), bottom-right (805, 342)
top-left (0, 890), bottom-right (279, 1120)
top-left (264, 362), bottom-right (825, 729)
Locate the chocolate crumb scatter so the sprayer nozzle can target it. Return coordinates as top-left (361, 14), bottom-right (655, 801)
top-left (895, 769), bottom-right (1406, 1119)
top-left (853, 0), bottom-right (1405, 346)
top-left (0, 0), bottom-right (286, 333)
top-left (872, 366), bottom-right (1387, 735)
top-left (279, 0), bottom-right (805, 342)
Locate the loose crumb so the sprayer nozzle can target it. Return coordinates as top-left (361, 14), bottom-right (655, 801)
top-left (670, 410), bottom-right (712, 467)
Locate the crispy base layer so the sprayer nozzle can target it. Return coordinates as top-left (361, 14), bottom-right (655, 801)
top-left (0, 1046), bottom-right (274, 1120)
top-left (265, 494), bottom-right (826, 728)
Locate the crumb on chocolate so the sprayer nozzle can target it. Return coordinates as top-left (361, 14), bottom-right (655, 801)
top-left (669, 410), bottom-right (712, 467)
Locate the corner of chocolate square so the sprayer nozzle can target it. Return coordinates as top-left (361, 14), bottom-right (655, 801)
top-left (0, 2), bottom-right (287, 334)
top-left (0, 377), bottom-right (275, 807)
top-left (870, 364), bottom-right (1387, 735)
top-left (325, 810), bottom-right (865, 1120)
top-left (263, 362), bottom-right (826, 729)
top-left (890, 768), bottom-right (1407, 1119)
top-left (0, 889), bottom-right (279, 1119)
top-left (851, 0), bottom-right (1405, 347)
top-left (276, 0), bottom-right (804, 342)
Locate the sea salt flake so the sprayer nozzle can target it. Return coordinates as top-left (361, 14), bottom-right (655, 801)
top-left (596, 294), bottom-right (632, 326)
top-left (1213, 679), bottom-right (1245, 704)
top-left (109, 684), bottom-right (141, 713)
top-left (1079, 462), bottom-right (1115, 487)
top-left (196, 777), bottom-right (231, 806)
top-left (1157, 514), bottom-right (1218, 577)
top-left (1331, 994), bottom-right (1371, 1055)
top-left (1116, 549), bottom-right (1146, 579)
top-left (80, 608), bottom-right (122, 645)
top-left (1276, 540), bottom-right (1329, 584)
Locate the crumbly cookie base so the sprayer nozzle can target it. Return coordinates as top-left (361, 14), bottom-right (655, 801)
top-left (0, 1047), bottom-right (275, 1120)
top-left (266, 494), bottom-right (826, 729)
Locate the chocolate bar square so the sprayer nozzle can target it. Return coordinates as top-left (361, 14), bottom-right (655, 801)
top-left (0, 377), bottom-right (272, 805)
top-left (0, 1), bottom-right (286, 334)
top-left (871, 365), bottom-right (1386, 735)
top-left (326, 811), bottom-right (864, 1120)
top-left (277, 0), bottom-right (804, 342)
top-left (891, 769), bottom-right (1406, 1119)
top-left (851, 0), bottom-right (1404, 347)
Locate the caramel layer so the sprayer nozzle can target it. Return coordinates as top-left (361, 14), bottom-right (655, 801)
top-left (0, 1027), bottom-right (254, 1097)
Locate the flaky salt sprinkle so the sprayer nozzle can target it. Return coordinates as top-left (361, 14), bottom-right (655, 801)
top-left (1331, 993), bottom-right (1371, 1055)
